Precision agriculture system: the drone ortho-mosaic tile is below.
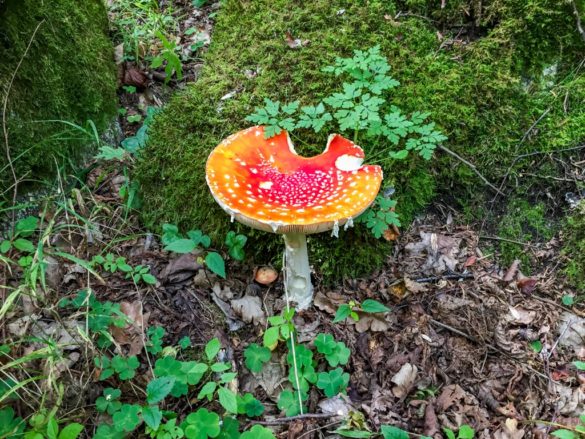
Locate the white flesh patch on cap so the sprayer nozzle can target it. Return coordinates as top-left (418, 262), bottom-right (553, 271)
top-left (335, 154), bottom-right (364, 172)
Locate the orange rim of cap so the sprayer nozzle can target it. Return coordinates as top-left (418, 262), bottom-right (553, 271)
top-left (206, 126), bottom-right (383, 234)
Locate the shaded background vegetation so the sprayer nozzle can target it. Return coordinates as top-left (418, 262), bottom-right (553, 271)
top-left (0, 0), bottom-right (117, 194)
top-left (136, 0), bottom-right (585, 281)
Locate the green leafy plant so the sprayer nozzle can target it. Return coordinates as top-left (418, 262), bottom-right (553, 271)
top-left (245, 99), bottom-right (298, 138)
top-left (355, 196), bottom-right (400, 239)
top-left (444, 425), bottom-right (475, 439)
top-left (246, 46), bottom-right (446, 239)
top-left (244, 343), bottom-right (271, 373)
top-left (0, 216), bottom-right (39, 255)
top-left (262, 309), bottom-right (295, 350)
top-left (316, 367), bottom-right (350, 397)
top-left (225, 231), bottom-right (247, 261)
top-left (151, 31), bottom-right (183, 83)
top-left (161, 223), bottom-right (226, 278)
top-left (96, 388), bottom-right (123, 415)
top-left (314, 333), bottom-right (351, 367)
top-left (95, 355), bottom-right (140, 381)
top-left (59, 290), bottom-right (128, 348)
top-left (92, 254), bottom-right (156, 285)
top-left (333, 299), bottom-right (391, 323)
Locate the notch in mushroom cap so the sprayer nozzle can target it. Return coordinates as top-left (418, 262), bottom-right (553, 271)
top-left (206, 126), bottom-right (383, 309)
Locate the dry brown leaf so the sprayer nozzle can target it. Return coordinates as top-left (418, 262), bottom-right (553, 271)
top-left (355, 313), bottom-right (389, 333)
top-left (230, 295), bottom-right (266, 325)
top-left (111, 301), bottom-right (149, 356)
top-left (493, 418), bottom-right (525, 439)
top-left (436, 384), bottom-right (466, 411)
top-left (507, 307), bottom-right (536, 325)
top-left (503, 259), bottom-right (520, 282)
top-left (391, 363), bottom-right (418, 398)
top-left (404, 277), bottom-right (428, 293)
top-left (314, 292), bottom-right (337, 314)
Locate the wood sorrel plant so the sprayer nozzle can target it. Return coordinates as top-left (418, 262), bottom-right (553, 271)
top-left (246, 46), bottom-right (447, 238)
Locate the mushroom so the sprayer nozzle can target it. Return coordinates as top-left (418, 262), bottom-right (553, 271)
top-left (206, 126), bottom-right (382, 310)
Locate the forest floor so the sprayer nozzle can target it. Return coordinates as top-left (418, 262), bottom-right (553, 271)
top-left (1, 1), bottom-right (584, 438)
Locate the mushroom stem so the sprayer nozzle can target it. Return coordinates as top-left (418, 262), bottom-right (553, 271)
top-left (283, 233), bottom-right (313, 310)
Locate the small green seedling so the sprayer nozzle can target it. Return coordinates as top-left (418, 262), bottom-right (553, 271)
top-left (333, 298), bottom-right (390, 323)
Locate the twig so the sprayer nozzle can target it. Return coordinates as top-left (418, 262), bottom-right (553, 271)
top-left (415, 272), bottom-right (474, 283)
top-left (571, 0), bottom-right (585, 43)
top-left (2, 20), bottom-right (45, 227)
top-left (438, 144), bottom-right (503, 195)
top-left (298, 421), bottom-right (343, 439)
top-left (491, 142), bottom-right (585, 204)
top-left (251, 413), bottom-right (335, 426)
top-left (479, 234), bottom-right (538, 248)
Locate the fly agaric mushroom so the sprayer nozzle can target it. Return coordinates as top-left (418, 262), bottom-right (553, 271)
top-left (206, 126), bottom-right (382, 310)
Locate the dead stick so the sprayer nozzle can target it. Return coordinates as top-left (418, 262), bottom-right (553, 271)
top-left (251, 413), bottom-right (334, 426)
top-left (438, 144), bottom-right (503, 195)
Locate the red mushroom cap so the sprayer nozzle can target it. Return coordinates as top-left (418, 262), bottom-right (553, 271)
top-left (206, 126), bottom-right (383, 234)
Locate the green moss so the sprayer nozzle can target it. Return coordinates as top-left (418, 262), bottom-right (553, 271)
top-left (0, 0), bottom-right (117, 191)
top-left (136, 0), bottom-right (584, 282)
top-left (497, 199), bottom-right (555, 268)
top-left (561, 202), bottom-right (585, 303)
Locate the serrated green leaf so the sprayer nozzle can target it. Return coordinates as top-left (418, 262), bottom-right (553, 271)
top-left (142, 405), bottom-right (162, 431)
top-left (147, 377), bottom-right (175, 404)
top-left (13, 238), bottom-right (34, 253)
top-left (205, 338), bottom-right (221, 360)
top-left (197, 381), bottom-right (217, 400)
top-left (218, 386), bottom-right (238, 413)
top-left (58, 423), bottom-right (84, 439)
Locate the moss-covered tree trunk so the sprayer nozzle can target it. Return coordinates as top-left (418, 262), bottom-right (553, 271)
top-left (0, 0), bottom-right (117, 194)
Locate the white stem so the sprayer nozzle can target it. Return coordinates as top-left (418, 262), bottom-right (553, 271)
top-left (283, 233), bottom-right (313, 310)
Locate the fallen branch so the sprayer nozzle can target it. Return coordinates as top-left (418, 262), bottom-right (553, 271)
top-left (438, 144), bottom-right (503, 195)
top-left (251, 413), bottom-right (335, 426)
top-left (415, 272), bottom-right (474, 283)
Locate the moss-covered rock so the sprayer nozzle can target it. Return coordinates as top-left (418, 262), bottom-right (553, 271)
top-left (0, 0), bottom-right (117, 192)
top-left (136, 0), bottom-right (584, 281)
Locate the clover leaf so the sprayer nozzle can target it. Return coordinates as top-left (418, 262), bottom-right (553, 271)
top-left (240, 425), bottom-right (276, 439)
top-left (96, 388), bottom-right (122, 415)
top-left (277, 390), bottom-right (306, 417)
top-left (181, 408), bottom-right (220, 438)
top-left (112, 404), bottom-right (141, 433)
top-left (316, 368), bottom-right (350, 397)
top-left (146, 377), bottom-right (175, 404)
top-left (237, 393), bottom-right (265, 417)
top-left (244, 343), bottom-right (271, 373)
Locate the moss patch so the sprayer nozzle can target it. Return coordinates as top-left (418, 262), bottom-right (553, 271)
top-left (0, 0), bottom-right (117, 192)
top-left (136, 0), bottom-right (584, 282)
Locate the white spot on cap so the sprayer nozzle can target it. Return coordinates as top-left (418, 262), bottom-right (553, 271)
top-left (335, 154), bottom-right (363, 171)
top-left (259, 181), bottom-right (273, 190)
